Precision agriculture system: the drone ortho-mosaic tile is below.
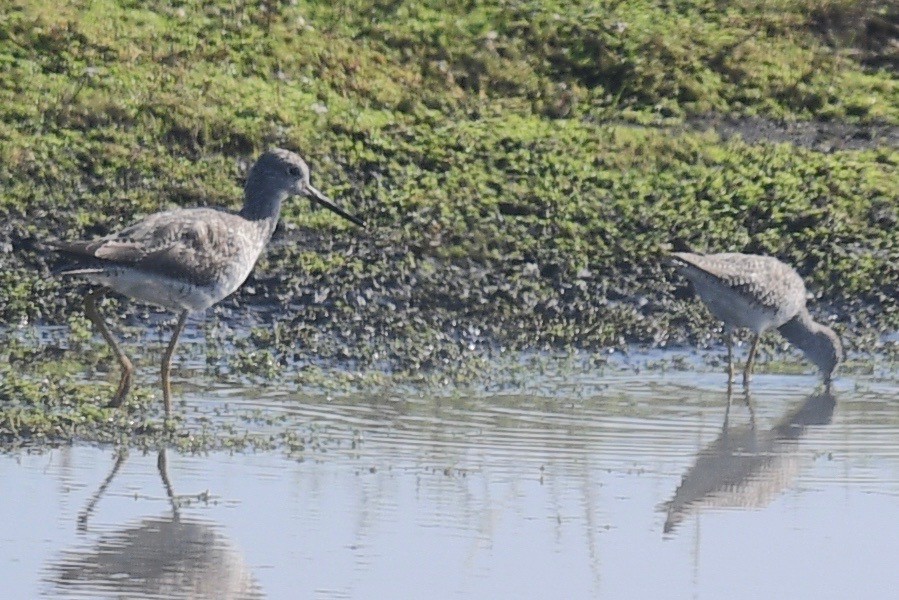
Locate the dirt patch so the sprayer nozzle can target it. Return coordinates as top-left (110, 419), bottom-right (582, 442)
top-left (808, 1), bottom-right (899, 72)
top-left (686, 113), bottom-right (899, 151)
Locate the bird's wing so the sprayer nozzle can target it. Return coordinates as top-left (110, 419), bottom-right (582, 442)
top-left (51, 209), bottom-right (249, 287)
top-left (670, 252), bottom-right (806, 312)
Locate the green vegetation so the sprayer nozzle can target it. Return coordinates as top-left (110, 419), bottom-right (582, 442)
top-left (0, 334), bottom-right (147, 444)
top-left (0, 0), bottom-right (897, 437)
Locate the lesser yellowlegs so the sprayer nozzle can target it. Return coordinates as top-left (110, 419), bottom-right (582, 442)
top-left (670, 252), bottom-right (842, 386)
top-left (663, 388), bottom-right (835, 533)
top-left (52, 148), bottom-right (363, 417)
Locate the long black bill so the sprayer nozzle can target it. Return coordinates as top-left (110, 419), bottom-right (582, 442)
top-left (307, 185), bottom-right (364, 227)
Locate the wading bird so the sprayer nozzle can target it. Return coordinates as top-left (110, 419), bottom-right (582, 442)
top-left (52, 149), bottom-right (363, 418)
top-left (670, 252), bottom-right (842, 387)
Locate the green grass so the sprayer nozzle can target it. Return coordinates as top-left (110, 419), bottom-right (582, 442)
top-left (2, 0), bottom-right (897, 314)
top-left (0, 1), bottom-right (898, 423)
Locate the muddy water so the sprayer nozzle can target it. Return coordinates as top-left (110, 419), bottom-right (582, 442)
top-left (3, 369), bottom-right (899, 599)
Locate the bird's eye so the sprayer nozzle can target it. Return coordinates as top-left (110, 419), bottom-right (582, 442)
top-left (287, 166), bottom-right (301, 177)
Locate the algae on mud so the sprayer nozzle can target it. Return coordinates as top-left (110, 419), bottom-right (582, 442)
top-left (0, 1), bottom-right (898, 440)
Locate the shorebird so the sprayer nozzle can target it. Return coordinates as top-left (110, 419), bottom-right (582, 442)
top-left (66, 449), bottom-right (261, 598)
top-left (51, 148), bottom-right (363, 418)
top-left (670, 252), bottom-right (842, 386)
top-left (662, 389), bottom-right (836, 533)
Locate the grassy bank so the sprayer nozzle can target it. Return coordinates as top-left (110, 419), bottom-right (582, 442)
top-left (1, 0), bottom-right (898, 434)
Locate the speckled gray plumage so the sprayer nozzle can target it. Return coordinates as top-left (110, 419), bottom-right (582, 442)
top-left (51, 148), bottom-right (359, 312)
top-left (53, 208), bottom-right (271, 290)
top-left (670, 252), bottom-right (806, 332)
top-left (670, 251), bottom-right (843, 382)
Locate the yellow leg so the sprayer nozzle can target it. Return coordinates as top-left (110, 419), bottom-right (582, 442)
top-left (726, 330), bottom-right (735, 383)
top-left (743, 333), bottom-right (760, 388)
top-left (161, 310), bottom-right (189, 419)
top-left (743, 389), bottom-right (757, 427)
top-left (157, 448), bottom-right (181, 520)
top-left (77, 449), bottom-right (128, 531)
top-left (84, 289), bottom-right (133, 407)
top-left (723, 379), bottom-right (734, 429)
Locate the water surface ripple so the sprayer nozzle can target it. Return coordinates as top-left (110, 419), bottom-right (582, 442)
top-left (3, 370), bottom-right (899, 599)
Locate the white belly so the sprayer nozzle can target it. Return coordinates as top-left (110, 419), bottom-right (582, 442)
top-left (694, 283), bottom-right (791, 333)
top-left (89, 266), bottom-right (251, 312)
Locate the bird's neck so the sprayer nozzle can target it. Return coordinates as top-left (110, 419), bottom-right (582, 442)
top-left (238, 176), bottom-right (288, 223)
top-left (248, 214), bottom-right (279, 244)
top-left (777, 308), bottom-right (832, 373)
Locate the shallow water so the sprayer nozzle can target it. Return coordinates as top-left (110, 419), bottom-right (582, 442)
top-left (4, 369), bottom-right (899, 599)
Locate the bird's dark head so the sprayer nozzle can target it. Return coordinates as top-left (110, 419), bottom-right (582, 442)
top-left (243, 149), bottom-right (363, 226)
top-left (778, 310), bottom-right (843, 386)
top-left (815, 325), bottom-right (843, 385)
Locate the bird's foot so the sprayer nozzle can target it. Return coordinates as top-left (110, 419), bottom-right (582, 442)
top-left (107, 372), bottom-right (134, 408)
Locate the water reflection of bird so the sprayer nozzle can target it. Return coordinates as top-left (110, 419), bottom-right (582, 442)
top-left (50, 149), bottom-right (363, 418)
top-left (670, 252), bottom-right (842, 386)
top-left (47, 449), bottom-right (263, 600)
top-left (661, 389), bottom-right (836, 534)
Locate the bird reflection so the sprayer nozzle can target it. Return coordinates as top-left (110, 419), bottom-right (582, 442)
top-left (662, 387), bottom-right (836, 534)
top-left (47, 449), bottom-right (263, 600)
